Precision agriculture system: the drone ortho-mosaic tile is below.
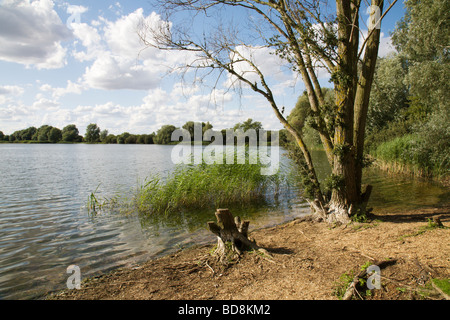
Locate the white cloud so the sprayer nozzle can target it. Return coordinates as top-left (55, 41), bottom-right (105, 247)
top-left (71, 22), bottom-right (103, 61)
top-left (0, 0), bottom-right (72, 69)
top-left (66, 4), bottom-right (87, 15)
top-left (0, 85), bottom-right (24, 96)
top-left (0, 81), bottom-right (284, 135)
top-left (39, 80), bottom-right (83, 99)
top-left (71, 9), bottom-right (199, 91)
top-left (377, 32), bottom-right (396, 58)
top-left (31, 97), bottom-right (59, 111)
top-left (83, 53), bottom-right (162, 90)
top-left (0, 84), bottom-right (25, 105)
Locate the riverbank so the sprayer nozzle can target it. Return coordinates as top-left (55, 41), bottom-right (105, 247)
top-left (372, 158), bottom-right (450, 188)
top-left (48, 204), bottom-right (450, 300)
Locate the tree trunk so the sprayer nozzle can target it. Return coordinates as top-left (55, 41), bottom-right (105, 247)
top-left (207, 209), bottom-right (269, 263)
top-left (354, 0), bottom-right (384, 194)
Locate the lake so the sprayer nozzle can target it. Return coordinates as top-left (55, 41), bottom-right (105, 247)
top-left (0, 144), bottom-right (448, 299)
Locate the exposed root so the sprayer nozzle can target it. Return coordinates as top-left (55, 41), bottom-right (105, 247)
top-left (307, 200), bottom-right (352, 225)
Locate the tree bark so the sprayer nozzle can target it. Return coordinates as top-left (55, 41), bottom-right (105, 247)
top-left (354, 0), bottom-right (384, 195)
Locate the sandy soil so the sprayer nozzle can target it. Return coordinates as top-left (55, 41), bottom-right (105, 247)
top-left (48, 205), bottom-right (450, 300)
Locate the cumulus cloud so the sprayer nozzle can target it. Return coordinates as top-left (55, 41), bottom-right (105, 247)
top-left (83, 53), bottom-right (162, 90)
top-left (31, 97), bottom-right (59, 111)
top-left (0, 0), bottom-right (72, 69)
top-left (39, 80), bottom-right (83, 99)
top-left (70, 22), bottom-right (103, 61)
top-left (71, 9), bottom-right (192, 91)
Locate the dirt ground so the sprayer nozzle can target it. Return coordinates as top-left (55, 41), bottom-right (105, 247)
top-left (48, 205), bottom-right (450, 300)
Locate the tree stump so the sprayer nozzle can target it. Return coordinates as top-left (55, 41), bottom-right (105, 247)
top-left (431, 215), bottom-right (444, 228)
top-left (207, 208), bottom-right (269, 263)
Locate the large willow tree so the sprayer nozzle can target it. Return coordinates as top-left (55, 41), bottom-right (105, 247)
top-left (140, 0), bottom-right (398, 224)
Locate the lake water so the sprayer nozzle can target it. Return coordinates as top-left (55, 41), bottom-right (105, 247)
top-left (0, 144), bottom-right (448, 299)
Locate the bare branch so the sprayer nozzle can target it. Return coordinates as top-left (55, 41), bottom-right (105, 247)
top-left (358, 0), bottom-right (398, 60)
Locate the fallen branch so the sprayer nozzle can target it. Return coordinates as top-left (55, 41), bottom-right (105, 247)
top-left (342, 259), bottom-right (397, 300)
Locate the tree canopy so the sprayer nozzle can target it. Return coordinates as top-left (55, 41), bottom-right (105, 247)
top-left (85, 123), bottom-right (101, 143)
top-left (62, 124), bottom-right (83, 142)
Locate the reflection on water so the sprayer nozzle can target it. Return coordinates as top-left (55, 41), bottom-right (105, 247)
top-left (363, 167), bottom-right (449, 212)
top-left (0, 144), bottom-right (447, 299)
top-left (309, 149), bottom-right (449, 212)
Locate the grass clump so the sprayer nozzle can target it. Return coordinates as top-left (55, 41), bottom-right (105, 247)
top-left (86, 183), bottom-right (120, 215)
top-left (432, 278), bottom-right (450, 297)
top-left (333, 270), bottom-right (355, 299)
top-left (133, 159), bottom-right (284, 216)
top-left (398, 217), bottom-right (448, 241)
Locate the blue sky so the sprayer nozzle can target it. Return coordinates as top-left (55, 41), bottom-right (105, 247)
top-left (0, 0), bottom-right (405, 135)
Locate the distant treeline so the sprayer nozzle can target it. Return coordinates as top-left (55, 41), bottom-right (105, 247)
top-left (0, 118), bottom-right (279, 145)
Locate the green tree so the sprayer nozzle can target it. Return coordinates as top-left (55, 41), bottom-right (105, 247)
top-left (366, 54), bottom-right (409, 133)
top-left (16, 126), bottom-right (37, 141)
top-left (144, 133), bottom-right (155, 144)
top-left (104, 134), bottom-right (117, 144)
top-left (0, 131), bottom-right (4, 141)
top-left (85, 123), bottom-right (101, 143)
top-left (232, 118), bottom-right (263, 145)
top-left (136, 135), bottom-right (145, 144)
top-left (100, 129), bottom-right (109, 142)
top-left (392, 0), bottom-right (449, 116)
top-left (287, 89), bottom-right (335, 148)
top-left (154, 125), bottom-right (177, 144)
top-left (62, 124), bottom-right (82, 142)
top-left (182, 121), bottom-right (213, 141)
top-left (48, 127), bottom-right (62, 143)
top-left (182, 121), bottom-right (196, 141)
top-left (11, 130), bottom-right (22, 141)
top-left (387, 0), bottom-right (450, 177)
top-left (233, 118), bottom-right (262, 133)
top-left (203, 121), bottom-right (213, 134)
top-left (125, 134), bottom-right (137, 144)
top-left (117, 132), bottom-right (130, 144)
top-left (37, 125), bottom-right (53, 142)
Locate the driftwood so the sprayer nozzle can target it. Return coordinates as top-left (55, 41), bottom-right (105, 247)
top-left (342, 259), bottom-right (397, 300)
top-left (207, 208), bottom-right (270, 262)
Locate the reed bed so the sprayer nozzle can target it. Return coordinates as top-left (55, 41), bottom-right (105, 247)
top-left (133, 160), bottom-right (284, 216)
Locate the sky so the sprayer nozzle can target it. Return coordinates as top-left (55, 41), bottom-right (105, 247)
top-left (0, 0), bottom-right (406, 136)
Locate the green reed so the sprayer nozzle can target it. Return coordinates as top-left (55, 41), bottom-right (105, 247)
top-left (86, 183), bottom-right (120, 215)
top-left (134, 159), bottom-right (284, 216)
